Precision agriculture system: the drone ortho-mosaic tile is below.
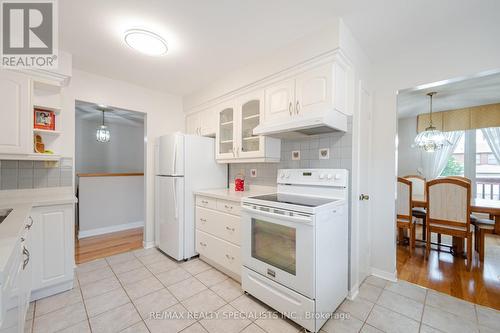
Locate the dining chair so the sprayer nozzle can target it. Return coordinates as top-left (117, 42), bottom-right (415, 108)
top-left (397, 177), bottom-right (414, 255)
top-left (404, 175), bottom-right (427, 240)
top-left (445, 176), bottom-right (495, 261)
top-left (426, 178), bottom-right (473, 271)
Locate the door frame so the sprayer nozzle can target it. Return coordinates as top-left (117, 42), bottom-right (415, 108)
top-left (349, 80), bottom-right (373, 298)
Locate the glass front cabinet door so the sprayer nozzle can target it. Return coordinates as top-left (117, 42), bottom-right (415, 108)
top-left (216, 101), bottom-right (237, 160)
top-left (237, 91), bottom-right (265, 159)
top-left (215, 90), bottom-right (281, 162)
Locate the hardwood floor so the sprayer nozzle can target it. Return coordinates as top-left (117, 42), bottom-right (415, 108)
top-left (397, 225), bottom-right (500, 310)
top-left (75, 228), bottom-right (144, 264)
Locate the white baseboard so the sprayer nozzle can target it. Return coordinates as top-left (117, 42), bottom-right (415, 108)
top-left (143, 240), bottom-right (155, 249)
top-left (370, 267), bottom-right (397, 282)
top-left (348, 284), bottom-right (359, 300)
top-left (78, 221), bottom-right (144, 239)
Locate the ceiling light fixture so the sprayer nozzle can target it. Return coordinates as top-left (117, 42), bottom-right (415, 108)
top-left (96, 110), bottom-right (110, 143)
top-left (124, 29), bottom-right (168, 56)
top-left (414, 92), bottom-right (451, 152)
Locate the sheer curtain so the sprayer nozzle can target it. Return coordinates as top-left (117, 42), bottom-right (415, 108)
top-left (482, 127), bottom-right (500, 163)
top-left (421, 131), bottom-right (463, 180)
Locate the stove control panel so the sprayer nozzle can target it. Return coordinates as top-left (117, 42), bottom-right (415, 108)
top-left (277, 169), bottom-right (348, 187)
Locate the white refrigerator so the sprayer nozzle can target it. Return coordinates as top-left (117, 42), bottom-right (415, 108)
top-left (156, 133), bottom-right (227, 260)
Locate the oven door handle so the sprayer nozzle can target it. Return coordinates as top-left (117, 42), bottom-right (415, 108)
top-left (242, 206), bottom-right (313, 224)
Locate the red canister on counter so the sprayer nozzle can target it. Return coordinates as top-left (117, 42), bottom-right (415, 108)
top-left (234, 171), bottom-right (245, 191)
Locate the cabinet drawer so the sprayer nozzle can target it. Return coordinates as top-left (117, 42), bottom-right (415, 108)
top-left (216, 199), bottom-right (241, 216)
top-left (196, 207), bottom-right (241, 245)
top-left (196, 196), bottom-right (217, 210)
top-left (196, 230), bottom-right (241, 277)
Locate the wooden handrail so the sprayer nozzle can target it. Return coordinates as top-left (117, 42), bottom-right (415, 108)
top-left (77, 173), bottom-right (144, 177)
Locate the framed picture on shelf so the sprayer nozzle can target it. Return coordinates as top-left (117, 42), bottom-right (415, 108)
top-left (34, 109), bottom-right (55, 130)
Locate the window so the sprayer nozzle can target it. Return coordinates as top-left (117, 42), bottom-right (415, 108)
top-left (476, 129), bottom-right (500, 200)
top-left (488, 154), bottom-right (498, 165)
top-left (441, 128), bottom-right (500, 200)
top-left (441, 133), bottom-right (465, 177)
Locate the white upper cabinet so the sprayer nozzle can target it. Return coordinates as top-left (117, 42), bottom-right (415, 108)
top-left (0, 70), bottom-right (30, 154)
top-left (200, 108), bottom-right (217, 137)
top-left (264, 78), bottom-right (295, 123)
top-left (186, 113), bottom-right (199, 135)
top-left (215, 91), bottom-right (280, 163)
top-left (186, 108), bottom-right (217, 137)
top-left (215, 101), bottom-right (237, 160)
top-left (295, 63), bottom-right (333, 117)
top-left (262, 59), bottom-right (349, 126)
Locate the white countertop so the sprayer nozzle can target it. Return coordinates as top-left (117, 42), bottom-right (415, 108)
top-left (195, 185), bottom-right (276, 202)
top-left (0, 187), bottom-right (77, 283)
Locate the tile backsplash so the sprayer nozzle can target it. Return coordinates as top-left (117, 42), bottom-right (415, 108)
top-left (0, 158), bottom-right (73, 190)
top-left (230, 119), bottom-right (353, 186)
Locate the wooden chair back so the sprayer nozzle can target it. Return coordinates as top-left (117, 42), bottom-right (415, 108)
top-left (404, 175), bottom-right (426, 200)
top-left (446, 176), bottom-right (471, 184)
top-left (426, 178), bottom-right (471, 234)
top-left (397, 177), bottom-right (412, 224)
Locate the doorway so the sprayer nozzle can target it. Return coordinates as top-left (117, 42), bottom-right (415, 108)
top-left (396, 70), bottom-right (500, 309)
top-left (74, 100), bottom-right (146, 263)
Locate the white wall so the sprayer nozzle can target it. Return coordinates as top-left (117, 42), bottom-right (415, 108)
top-left (75, 117), bottom-right (144, 173)
top-left (61, 69), bottom-right (184, 247)
top-left (369, 43), bottom-right (500, 278)
top-left (397, 117), bottom-right (422, 176)
top-left (78, 176), bottom-right (144, 237)
top-left (184, 19), bottom-right (341, 111)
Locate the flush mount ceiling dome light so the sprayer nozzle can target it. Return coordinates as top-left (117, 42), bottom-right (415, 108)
top-left (414, 92), bottom-right (451, 152)
top-left (124, 29), bottom-right (168, 56)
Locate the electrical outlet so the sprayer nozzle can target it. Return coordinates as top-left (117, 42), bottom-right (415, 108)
top-left (250, 169), bottom-right (257, 177)
top-left (292, 151), bottom-right (301, 160)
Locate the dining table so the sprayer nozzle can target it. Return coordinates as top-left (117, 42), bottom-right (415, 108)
top-left (411, 194), bottom-right (500, 254)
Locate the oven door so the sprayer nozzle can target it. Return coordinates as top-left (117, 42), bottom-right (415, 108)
top-left (241, 205), bottom-right (315, 298)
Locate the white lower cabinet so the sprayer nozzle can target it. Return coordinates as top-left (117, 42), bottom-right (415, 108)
top-left (30, 204), bottom-right (75, 300)
top-left (0, 202), bottom-right (75, 332)
top-left (195, 195), bottom-right (242, 278)
top-left (0, 217), bottom-right (32, 333)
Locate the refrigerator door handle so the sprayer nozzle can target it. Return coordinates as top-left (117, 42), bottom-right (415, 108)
top-left (172, 136), bottom-right (177, 175)
top-left (173, 177), bottom-right (178, 219)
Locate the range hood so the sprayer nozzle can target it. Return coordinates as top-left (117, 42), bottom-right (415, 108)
top-left (253, 109), bottom-right (347, 139)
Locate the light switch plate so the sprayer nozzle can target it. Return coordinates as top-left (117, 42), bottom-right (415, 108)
top-left (292, 151), bottom-right (301, 160)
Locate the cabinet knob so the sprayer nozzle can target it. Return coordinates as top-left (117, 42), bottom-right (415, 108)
top-left (224, 205), bottom-right (233, 209)
top-left (296, 101), bottom-right (300, 114)
top-left (225, 226), bottom-right (235, 232)
top-left (225, 254), bottom-right (235, 260)
top-left (288, 102), bottom-right (293, 116)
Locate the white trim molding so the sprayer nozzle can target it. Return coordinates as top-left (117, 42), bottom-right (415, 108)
top-left (185, 47), bottom-right (352, 115)
top-left (78, 221), bottom-right (144, 239)
top-left (370, 267), bottom-right (397, 282)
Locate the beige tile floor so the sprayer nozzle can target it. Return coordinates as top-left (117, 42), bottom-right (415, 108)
top-left (25, 248), bottom-right (500, 333)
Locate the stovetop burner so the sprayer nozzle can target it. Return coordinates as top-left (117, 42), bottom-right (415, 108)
top-left (249, 193), bottom-right (339, 208)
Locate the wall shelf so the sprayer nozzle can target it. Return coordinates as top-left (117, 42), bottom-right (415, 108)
top-left (33, 129), bottom-right (61, 136)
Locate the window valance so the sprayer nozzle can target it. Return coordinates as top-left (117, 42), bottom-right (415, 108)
top-left (417, 103), bottom-right (500, 133)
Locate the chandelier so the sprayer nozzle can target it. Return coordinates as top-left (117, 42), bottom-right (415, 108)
top-left (414, 92), bottom-right (450, 152)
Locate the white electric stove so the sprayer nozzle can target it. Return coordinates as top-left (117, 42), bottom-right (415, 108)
top-left (241, 169), bottom-right (349, 333)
